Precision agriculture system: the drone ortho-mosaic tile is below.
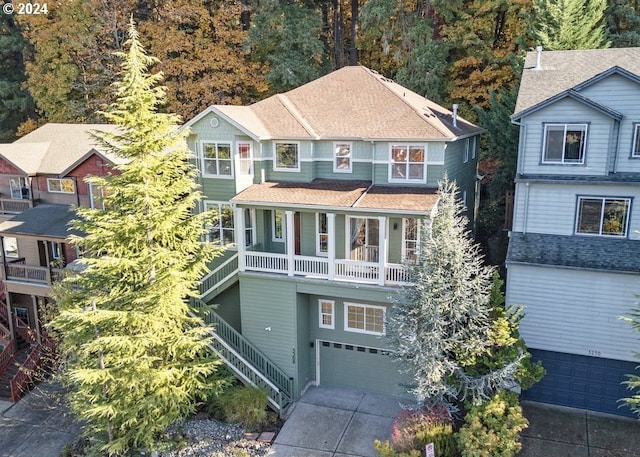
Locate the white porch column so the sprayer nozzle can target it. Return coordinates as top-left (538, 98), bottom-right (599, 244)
top-left (377, 216), bottom-right (387, 286)
top-left (327, 213), bottom-right (335, 280)
top-left (234, 207), bottom-right (246, 272)
top-left (285, 210), bottom-right (295, 276)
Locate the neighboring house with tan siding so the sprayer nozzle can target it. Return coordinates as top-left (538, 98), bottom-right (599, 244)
top-left (0, 124), bottom-right (123, 401)
top-left (506, 47), bottom-right (640, 417)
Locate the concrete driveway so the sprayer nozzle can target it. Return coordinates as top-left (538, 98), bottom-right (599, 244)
top-left (269, 386), bottom-right (413, 457)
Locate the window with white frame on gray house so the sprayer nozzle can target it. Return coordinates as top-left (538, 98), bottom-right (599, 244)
top-left (632, 124), bottom-right (640, 157)
top-left (318, 299), bottom-right (334, 329)
top-left (344, 302), bottom-right (385, 335)
top-left (542, 124), bottom-right (587, 164)
top-left (203, 142), bottom-right (233, 176)
top-left (3, 237), bottom-right (18, 258)
top-left (275, 143), bottom-right (299, 171)
top-left (334, 143), bottom-right (352, 172)
top-left (575, 197), bottom-right (630, 237)
top-left (348, 217), bottom-right (379, 262)
top-left (204, 202), bottom-right (254, 246)
top-left (390, 145), bottom-right (426, 181)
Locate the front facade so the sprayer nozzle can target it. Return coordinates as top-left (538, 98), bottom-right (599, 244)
top-left (186, 66), bottom-right (482, 400)
top-left (506, 48), bottom-right (640, 416)
top-left (0, 123), bottom-right (123, 347)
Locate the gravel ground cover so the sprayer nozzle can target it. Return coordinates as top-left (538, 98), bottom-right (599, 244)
top-left (158, 418), bottom-right (273, 457)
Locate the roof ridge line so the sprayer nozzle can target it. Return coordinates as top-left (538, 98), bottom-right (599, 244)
top-left (275, 94), bottom-right (319, 139)
top-left (365, 68), bottom-right (455, 138)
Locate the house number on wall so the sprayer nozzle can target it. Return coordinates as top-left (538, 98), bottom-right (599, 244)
top-left (588, 350), bottom-right (602, 357)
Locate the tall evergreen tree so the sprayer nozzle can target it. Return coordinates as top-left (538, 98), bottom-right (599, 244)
top-left (605, 0), bottom-right (640, 47)
top-left (533, 0), bottom-right (610, 50)
top-left (249, 0), bottom-right (325, 91)
top-left (387, 179), bottom-right (524, 409)
top-left (51, 21), bottom-right (223, 454)
top-left (0, 13), bottom-right (35, 141)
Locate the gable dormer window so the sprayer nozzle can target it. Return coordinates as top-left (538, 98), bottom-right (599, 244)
top-left (542, 124), bottom-right (587, 164)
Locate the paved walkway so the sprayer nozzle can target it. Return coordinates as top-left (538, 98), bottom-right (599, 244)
top-left (1, 383), bottom-right (640, 457)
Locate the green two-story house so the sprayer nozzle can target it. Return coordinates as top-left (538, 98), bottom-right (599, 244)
top-left (184, 66), bottom-right (482, 411)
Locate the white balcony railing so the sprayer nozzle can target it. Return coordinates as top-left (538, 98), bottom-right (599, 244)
top-left (242, 251), bottom-right (409, 285)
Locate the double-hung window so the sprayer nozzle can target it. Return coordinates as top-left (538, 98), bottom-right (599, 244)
top-left (318, 299), bottom-right (334, 329)
top-left (575, 197), bottom-right (630, 237)
top-left (48, 178), bottom-right (75, 193)
top-left (88, 183), bottom-right (104, 210)
top-left (316, 212), bottom-right (328, 256)
top-left (203, 142), bottom-right (233, 177)
top-left (542, 124), bottom-right (587, 164)
top-left (274, 143), bottom-right (299, 171)
top-left (3, 237), bottom-right (18, 258)
top-left (334, 143), bottom-right (352, 172)
top-left (205, 202), bottom-right (235, 245)
top-left (390, 145), bottom-right (426, 181)
top-left (632, 124), bottom-right (640, 158)
top-left (344, 303), bottom-right (385, 335)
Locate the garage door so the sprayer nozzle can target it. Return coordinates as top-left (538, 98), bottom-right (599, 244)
top-left (317, 340), bottom-right (411, 397)
top-left (522, 349), bottom-right (637, 417)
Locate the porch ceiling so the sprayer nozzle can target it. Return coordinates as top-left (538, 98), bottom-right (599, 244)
top-left (231, 179), bottom-right (438, 213)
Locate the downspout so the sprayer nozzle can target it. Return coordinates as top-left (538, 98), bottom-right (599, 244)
top-left (612, 120), bottom-right (621, 174)
top-left (523, 182), bottom-right (530, 235)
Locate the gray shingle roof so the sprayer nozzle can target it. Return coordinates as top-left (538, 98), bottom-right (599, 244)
top-left (514, 47), bottom-right (640, 116)
top-left (0, 204), bottom-right (81, 239)
top-left (506, 232), bottom-right (640, 273)
top-left (516, 173), bottom-right (640, 184)
top-left (8, 123), bottom-right (126, 175)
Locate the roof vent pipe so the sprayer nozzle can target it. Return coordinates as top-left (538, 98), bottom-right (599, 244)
top-left (535, 45), bottom-right (543, 70)
top-left (452, 104), bottom-right (458, 128)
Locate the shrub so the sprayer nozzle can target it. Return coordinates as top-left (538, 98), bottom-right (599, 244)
top-left (456, 390), bottom-right (529, 457)
top-left (389, 403), bottom-right (456, 457)
top-left (373, 439), bottom-right (421, 457)
top-left (218, 386), bottom-right (269, 430)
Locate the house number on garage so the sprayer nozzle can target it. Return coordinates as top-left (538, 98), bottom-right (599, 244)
top-left (588, 350), bottom-right (602, 357)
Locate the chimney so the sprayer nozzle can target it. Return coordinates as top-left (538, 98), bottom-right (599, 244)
top-left (452, 104), bottom-right (458, 128)
top-left (534, 45), bottom-right (543, 70)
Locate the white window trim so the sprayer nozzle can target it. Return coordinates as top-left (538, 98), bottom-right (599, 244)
top-left (632, 124), bottom-right (640, 158)
top-left (88, 182), bottom-right (104, 210)
top-left (316, 212), bottom-right (328, 257)
top-left (344, 302), bottom-right (386, 336)
top-left (200, 141), bottom-right (234, 178)
top-left (345, 216), bottom-right (380, 262)
top-left (333, 142), bottom-right (353, 173)
top-left (541, 123), bottom-right (588, 165)
top-left (272, 209), bottom-right (285, 242)
top-left (401, 218), bottom-right (420, 262)
top-left (464, 138), bottom-right (470, 163)
top-left (47, 178), bottom-right (75, 194)
top-left (3, 236), bottom-right (18, 258)
top-left (471, 136), bottom-right (476, 159)
top-left (318, 299), bottom-right (335, 329)
top-left (9, 176), bottom-right (28, 200)
top-left (273, 142), bottom-right (301, 172)
top-left (574, 196), bottom-right (631, 237)
top-left (237, 142), bottom-right (254, 175)
top-left (242, 208), bottom-right (256, 247)
top-left (204, 200), bottom-right (235, 247)
top-left (388, 144), bottom-right (427, 182)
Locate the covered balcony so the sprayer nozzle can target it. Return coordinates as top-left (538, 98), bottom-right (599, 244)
top-left (224, 179), bottom-right (439, 286)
